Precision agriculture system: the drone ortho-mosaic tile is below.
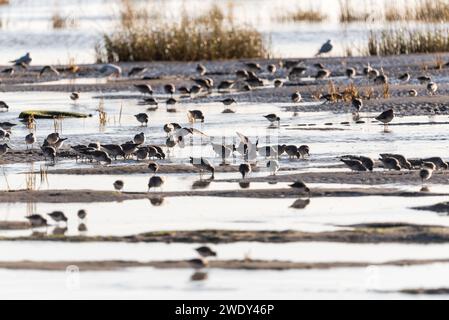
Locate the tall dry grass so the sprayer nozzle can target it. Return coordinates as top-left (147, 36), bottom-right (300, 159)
top-left (339, 0), bottom-right (370, 23)
top-left (385, 0), bottom-right (449, 22)
top-left (276, 8), bottom-right (327, 23)
top-left (96, 1), bottom-right (269, 62)
top-left (367, 27), bottom-right (449, 55)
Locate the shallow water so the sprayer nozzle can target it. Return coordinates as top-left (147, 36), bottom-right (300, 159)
top-left (2, 264), bottom-right (449, 299)
top-left (0, 196), bottom-right (448, 238)
top-left (0, 0), bottom-right (443, 64)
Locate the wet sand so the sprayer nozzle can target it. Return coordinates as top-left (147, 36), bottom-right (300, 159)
top-left (3, 223), bottom-right (449, 244)
top-left (1, 257), bottom-right (449, 272)
top-left (0, 186), bottom-right (444, 203)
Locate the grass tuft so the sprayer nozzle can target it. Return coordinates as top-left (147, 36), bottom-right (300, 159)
top-left (367, 27), bottom-right (449, 56)
top-left (96, 1), bottom-right (269, 62)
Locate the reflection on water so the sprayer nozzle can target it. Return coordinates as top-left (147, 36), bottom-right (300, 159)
top-left (290, 198), bottom-right (311, 210)
top-left (239, 182), bottom-right (250, 189)
top-left (191, 271), bottom-right (208, 282)
top-left (192, 179), bottom-right (212, 190)
top-left (149, 197), bottom-right (165, 207)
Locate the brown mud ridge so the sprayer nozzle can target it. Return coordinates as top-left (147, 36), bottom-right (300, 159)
top-left (3, 223), bottom-right (449, 244)
top-left (413, 201), bottom-right (449, 214)
top-left (1, 149), bottom-right (77, 165)
top-left (46, 166), bottom-right (449, 186)
top-left (0, 221), bottom-right (31, 230)
top-left (1, 257), bottom-right (449, 272)
top-left (0, 187), bottom-right (445, 204)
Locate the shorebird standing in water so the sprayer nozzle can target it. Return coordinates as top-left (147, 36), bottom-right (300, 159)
top-left (148, 176), bottom-right (165, 192)
top-left (0, 101), bottom-right (10, 112)
top-left (190, 157), bottom-right (215, 179)
top-left (264, 114), bottom-right (280, 126)
top-left (239, 163), bottom-right (252, 180)
top-left (47, 211), bottom-right (68, 225)
top-left (0, 143), bottom-right (11, 157)
top-left (113, 180), bottom-right (124, 192)
top-left (375, 109), bottom-right (394, 130)
top-left (419, 168), bottom-right (433, 189)
top-left (26, 215), bottom-right (47, 228)
top-left (289, 180), bottom-right (311, 197)
top-left (135, 113), bottom-right (149, 126)
top-left (134, 84), bottom-right (153, 95)
top-left (25, 133), bottom-right (36, 149)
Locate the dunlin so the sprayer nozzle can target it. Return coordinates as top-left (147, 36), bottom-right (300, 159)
top-left (419, 168), bottom-right (433, 186)
top-left (341, 159), bottom-right (367, 172)
top-left (0, 101), bottom-right (10, 111)
top-left (267, 64), bottom-right (277, 74)
top-left (187, 110), bottom-right (205, 123)
top-left (134, 84), bottom-right (153, 95)
top-left (0, 143), bottom-right (11, 157)
top-left (77, 209), bottom-right (87, 220)
top-left (379, 157), bottom-right (401, 171)
top-left (133, 132), bottom-right (145, 145)
top-left (113, 180), bottom-right (124, 192)
top-left (190, 157), bottom-right (215, 179)
top-left (0, 122), bottom-right (17, 130)
top-left (422, 157), bottom-right (448, 170)
top-left (346, 68), bottom-right (356, 78)
top-left (380, 154), bottom-right (411, 170)
top-left (245, 62), bottom-right (262, 72)
top-left (39, 65), bottom-right (60, 77)
top-left (274, 79), bottom-right (283, 88)
top-left (264, 114), bottom-right (280, 125)
top-left (427, 82), bottom-right (438, 95)
top-left (25, 133), bottom-right (35, 149)
top-left (70, 92), bottom-right (80, 102)
top-left (41, 146), bottom-right (56, 162)
top-left (148, 176), bottom-right (165, 191)
top-left (148, 161), bottom-right (160, 174)
top-left (128, 67), bottom-right (147, 77)
top-left (136, 147), bottom-right (149, 160)
top-left (316, 69), bottom-right (331, 79)
top-left (291, 92), bottom-right (302, 103)
top-left (375, 109), bottom-right (394, 127)
top-left (90, 150), bottom-right (112, 164)
top-left (352, 98), bottom-right (363, 112)
top-left (164, 83), bottom-right (176, 96)
top-left (0, 129), bottom-right (10, 141)
top-left (289, 180), bottom-right (311, 197)
top-left (101, 144), bottom-right (125, 160)
top-left (196, 246), bottom-right (217, 258)
top-left (239, 163), bottom-right (252, 179)
top-left (285, 145), bottom-right (300, 159)
top-left (418, 76), bottom-right (431, 84)
top-left (409, 89), bottom-right (418, 97)
top-left (135, 113), bottom-right (149, 126)
top-left (217, 80), bottom-right (235, 91)
top-left (121, 143), bottom-right (140, 159)
top-left (298, 145), bottom-right (310, 159)
top-left (221, 98), bottom-right (237, 106)
top-left (398, 73), bottom-right (410, 82)
top-left (47, 211), bottom-right (68, 224)
top-left (422, 162), bottom-right (437, 171)
top-left (26, 214), bottom-right (47, 228)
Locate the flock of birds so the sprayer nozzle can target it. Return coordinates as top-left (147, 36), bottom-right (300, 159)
top-left (0, 47), bottom-right (446, 230)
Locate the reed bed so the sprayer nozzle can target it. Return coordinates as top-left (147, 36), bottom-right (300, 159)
top-left (367, 27), bottom-right (449, 56)
top-left (52, 12), bottom-right (77, 29)
top-left (276, 8), bottom-right (327, 23)
top-left (96, 2), bottom-right (268, 62)
top-left (385, 0), bottom-right (449, 22)
top-left (338, 0), bottom-right (370, 23)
